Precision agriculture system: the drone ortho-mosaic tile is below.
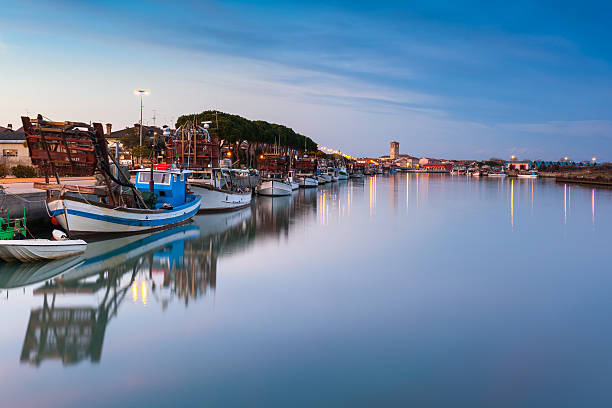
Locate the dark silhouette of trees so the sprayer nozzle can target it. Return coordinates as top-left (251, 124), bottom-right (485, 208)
top-left (176, 111), bottom-right (317, 152)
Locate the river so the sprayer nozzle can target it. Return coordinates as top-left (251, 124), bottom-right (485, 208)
top-left (0, 174), bottom-right (610, 407)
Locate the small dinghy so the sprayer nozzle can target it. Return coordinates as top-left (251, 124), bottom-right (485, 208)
top-left (0, 223), bottom-right (87, 263)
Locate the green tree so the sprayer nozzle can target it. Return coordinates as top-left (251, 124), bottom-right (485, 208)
top-left (131, 145), bottom-right (151, 161)
top-left (176, 111), bottom-right (318, 152)
top-left (120, 127), bottom-right (141, 149)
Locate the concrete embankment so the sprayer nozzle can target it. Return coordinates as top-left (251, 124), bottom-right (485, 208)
top-left (540, 168), bottom-right (612, 188)
top-left (0, 177), bottom-right (95, 224)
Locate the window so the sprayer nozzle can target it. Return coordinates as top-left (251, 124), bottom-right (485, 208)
top-left (138, 172), bottom-right (170, 184)
top-left (3, 149), bottom-right (17, 157)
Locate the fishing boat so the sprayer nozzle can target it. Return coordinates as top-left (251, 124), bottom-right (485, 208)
top-left (296, 173), bottom-right (318, 188)
top-left (518, 170), bottom-right (538, 179)
top-left (488, 169), bottom-right (507, 177)
top-left (287, 170), bottom-right (300, 190)
top-left (256, 172), bottom-right (293, 196)
top-left (47, 167), bottom-right (202, 235)
top-left (317, 171), bottom-right (331, 184)
top-left (22, 116), bottom-right (203, 237)
top-left (189, 168), bottom-right (252, 212)
top-left (338, 166), bottom-right (349, 180)
top-left (327, 168), bottom-right (339, 182)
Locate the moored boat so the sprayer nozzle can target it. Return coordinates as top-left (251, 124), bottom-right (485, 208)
top-left (327, 168), bottom-right (339, 182)
top-left (190, 168), bottom-right (252, 212)
top-left (0, 237), bottom-right (87, 263)
top-left (518, 170), bottom-right (538, 179)
top-left (488, 170), bottom-right (507, 177)
top-left (256, 173), bottom-right (293, 196)
top-left (23, 116), bottom-right (203, 237)
top-left (0, 211), bottom-right (87, 262)
top-left (48, 167), bottom-right (202, 236)
top-left (338, 166), bottom-right (349, 180)
top-left (297, 174), bottom-right (318, 188)
top-left (287, 170), bottom-right (300, 190)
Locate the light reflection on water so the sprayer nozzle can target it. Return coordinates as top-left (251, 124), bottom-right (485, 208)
top-left (0, 174), bottom-right (611, 407)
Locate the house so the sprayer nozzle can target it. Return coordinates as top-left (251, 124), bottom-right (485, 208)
top-left (0, 125), bottom-right (32, 168)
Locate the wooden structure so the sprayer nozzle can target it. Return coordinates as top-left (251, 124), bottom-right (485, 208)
top-left (21, 115), bottom-right (98, 177)
top-left (165, 121), bottom-right (219, 169)
top-left (293, 157), bottom-right (317, 173)
top-left (259, 154), bottom-right (290, 173)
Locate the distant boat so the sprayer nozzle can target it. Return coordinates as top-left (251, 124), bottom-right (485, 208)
top-left (256, 173), bottom-right (293, 196)
top-left (488, 169), bottom-right (507, 177)
top-left (327, 168), bottom-right (339, 182)
top-left (190, 168), bottom-right (252, 212)
top-left (338, 166), bottom-right (349, 180)
top-left (297, 174), bottom-right (318, 188)
top-left (318, 171), bottom-right (332, 184)
top-left (518, 170), bottom-right (538, 179)
top-left (287, 170), bottom-right (300, 190)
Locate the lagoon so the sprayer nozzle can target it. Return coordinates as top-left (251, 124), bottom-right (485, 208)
top-left (0, 174), bottom-right (611, 407)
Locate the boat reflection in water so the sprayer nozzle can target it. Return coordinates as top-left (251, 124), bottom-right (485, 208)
top-left (11, 188), bottom-right (319, 367)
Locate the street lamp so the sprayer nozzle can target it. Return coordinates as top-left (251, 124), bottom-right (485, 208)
top-left (511, 155), bottom-right (516, 160)
top-left (134, 90), bottom-right (149, 146)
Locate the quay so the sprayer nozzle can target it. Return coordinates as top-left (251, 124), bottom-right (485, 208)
top-left (0, 177), bottom-right (95, 224)
top-left (555, 177), bottom-right (612, 188)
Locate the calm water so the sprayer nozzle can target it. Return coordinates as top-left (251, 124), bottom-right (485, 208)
top-left (1, 174), bottom-right (611, 407)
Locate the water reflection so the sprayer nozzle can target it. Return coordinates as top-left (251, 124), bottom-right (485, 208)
top-left (592, 188), bottom-right (595, 225)
top-left (5, 189), bottom-right (321, 366)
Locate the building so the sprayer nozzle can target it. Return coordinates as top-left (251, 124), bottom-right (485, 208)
top-left (390, 141), bottom-right (399, 160)
top-left (505, 161), bottom-right (532, 171)
top-left (0, 125), bottom-right (32, 168)
top-left (422, 163), bottom-right (453, 173)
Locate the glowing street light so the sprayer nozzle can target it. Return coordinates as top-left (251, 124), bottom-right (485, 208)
top-left (134, 90), bottom-right (149, 146)
top-left (592, 157), bottom-right (597, 162)
top-left (511, 155), bottom-right (516, 160)
top-left (564, 156), bottom-right (568, 161)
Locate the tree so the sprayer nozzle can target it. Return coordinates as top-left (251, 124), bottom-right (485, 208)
top-left (120, 127), bottom-right (141, 149)
top-left (175, 111), bottom-right (318, 152)
top-left (131, 145), bottom-right (151, 163)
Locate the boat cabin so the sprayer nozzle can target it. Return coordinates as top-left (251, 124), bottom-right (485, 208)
top-left (190, 168), bottom-right (251, 191)
top-left (135, 168), bottom-right (189, 209)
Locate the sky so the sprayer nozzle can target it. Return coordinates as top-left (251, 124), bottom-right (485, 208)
top-left (1, 0), bottom-right (611, 160)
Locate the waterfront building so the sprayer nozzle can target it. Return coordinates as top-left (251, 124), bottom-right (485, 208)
top-left (504, 161), bottom-right (533, 171)
top-left (390, 141), bottom-right (399, 159)
top-left (0, 124), bottom-right (32, 168)
top-left (422, 163), bottom-right (453, 173)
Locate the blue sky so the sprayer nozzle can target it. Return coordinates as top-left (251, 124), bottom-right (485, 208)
top-left (1, 0), bottom-right (611, 160)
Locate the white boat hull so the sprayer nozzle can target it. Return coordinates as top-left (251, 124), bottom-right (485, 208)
top-left (298, 176), bottom-right (318, 188)
top-left (338, 172), bottom-right (349, 180)
top-left (256, 180), bottom-right (292, 196)
top-left (48, 195), bottom-right (202, 236)
top-left (191, 184), bottom-right (252, 212)
top-left (517, 174), bottom-right (537, 179)
top-left (0, 239), bottom-right (87, 263)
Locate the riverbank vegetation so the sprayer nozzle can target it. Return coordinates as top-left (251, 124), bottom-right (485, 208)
top-left (176, 111), bottom-right (318, 152)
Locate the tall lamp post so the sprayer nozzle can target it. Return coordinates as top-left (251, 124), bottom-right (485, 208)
top-left (134, 90), bottom-right (149, 146)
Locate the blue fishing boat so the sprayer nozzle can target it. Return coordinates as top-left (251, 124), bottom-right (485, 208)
top-left (48, 167), bottom-right (202, 236)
